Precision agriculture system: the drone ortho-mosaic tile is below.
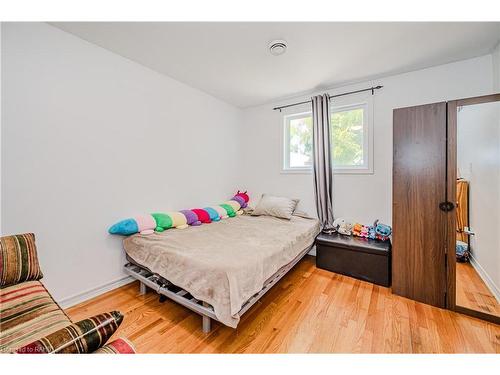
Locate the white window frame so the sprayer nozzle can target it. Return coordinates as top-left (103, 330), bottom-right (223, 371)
top-left (281, 94), bottom-right (374, 175)
top-left (282, 111), bottom-right (313, 173)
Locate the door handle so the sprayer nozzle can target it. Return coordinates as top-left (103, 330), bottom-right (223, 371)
top-left (439, 201), bottom-right (455, 212)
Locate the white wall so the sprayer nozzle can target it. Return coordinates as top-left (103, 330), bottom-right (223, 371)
top-left (457, 102), bottom-right (500, 300)
top-left (1, 23), bottom-right (242, 306)
top-left (2, 23), bottom-right (498, 308)
top-left (493, 42), bottom-right (500, 91)
top-left (240, 55), bottom-right (495, 225)
top-left (0, 23), bottom-right (2, 234)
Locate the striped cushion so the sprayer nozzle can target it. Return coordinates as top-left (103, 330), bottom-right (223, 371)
top-left (0, 281), bottom-right (71, 353)
top-left (0, 233), bottom-right (43, 287)
top-left (94, 338), bottom-right (136, 354)
top-left (16, 311), bottom-right (123, 354)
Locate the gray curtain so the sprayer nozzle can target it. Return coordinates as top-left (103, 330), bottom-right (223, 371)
top-left (312, 94), bottom-right (335, 233)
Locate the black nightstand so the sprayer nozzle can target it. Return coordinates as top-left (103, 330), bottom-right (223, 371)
top-left (316, 233), bottom-right (391, 287)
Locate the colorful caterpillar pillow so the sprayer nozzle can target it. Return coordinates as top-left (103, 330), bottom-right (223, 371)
top-left (108, 191), bottom-right (250, 235)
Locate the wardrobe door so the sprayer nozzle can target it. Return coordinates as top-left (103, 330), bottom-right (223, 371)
top-left (393, 102), bottom-right (448, 308)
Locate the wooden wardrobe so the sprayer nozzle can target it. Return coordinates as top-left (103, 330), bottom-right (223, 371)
top-left (393, 94), bottom-right (500, 322)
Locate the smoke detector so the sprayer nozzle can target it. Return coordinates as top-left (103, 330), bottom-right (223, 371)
top-left (269, 40), bottom-right (287, 56)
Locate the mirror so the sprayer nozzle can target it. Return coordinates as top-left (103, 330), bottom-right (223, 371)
top-left (455, 100), bottom-right (500, 319)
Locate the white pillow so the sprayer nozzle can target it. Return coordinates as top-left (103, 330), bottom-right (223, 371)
top-left (251, 194), bottom-right (300, 220)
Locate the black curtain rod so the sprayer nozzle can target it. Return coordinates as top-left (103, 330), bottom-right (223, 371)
top-left (272, 85), bottom-right (383, 112)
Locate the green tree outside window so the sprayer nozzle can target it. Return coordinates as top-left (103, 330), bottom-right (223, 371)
top-left (330, 108), bottom-right (364, 166)
top-left (286, 107), bottom-right (364, 169)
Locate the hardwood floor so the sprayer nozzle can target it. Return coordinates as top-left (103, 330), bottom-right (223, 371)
top-left (456, 262), bottom-right (500, 316)
top-left (66, 256), bottom-right (500, 353)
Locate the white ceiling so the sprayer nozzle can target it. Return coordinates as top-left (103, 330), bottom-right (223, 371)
top-left (51, 22), bottom-right (500, 108)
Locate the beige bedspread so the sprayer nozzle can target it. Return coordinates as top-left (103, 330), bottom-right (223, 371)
top-left (123, 214), bottom-right (320, 328)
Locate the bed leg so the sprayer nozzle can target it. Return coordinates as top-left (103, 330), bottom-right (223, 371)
top-left (139, 282), bottom-right (147, 295)
top-left (201, 301), bottom-right (211, 333)
top-left (202, 315), bottom-right (211, 333)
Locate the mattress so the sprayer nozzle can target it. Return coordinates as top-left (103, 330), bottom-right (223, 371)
top-left (122, 214), bottom-right (320, 328)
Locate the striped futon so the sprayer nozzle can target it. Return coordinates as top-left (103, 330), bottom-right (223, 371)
top-left (94, 338), bottom-right (136, 354)
top-left (0, 281), bottom-right (71, 353)
top-left (0, 233), bottom-right (135, 354)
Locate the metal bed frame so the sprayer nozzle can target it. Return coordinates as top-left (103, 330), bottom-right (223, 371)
top-left (123, 244), bottom-right (313, 333)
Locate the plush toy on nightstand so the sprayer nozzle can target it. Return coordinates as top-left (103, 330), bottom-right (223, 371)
top-left (375, 222), bottom-right (392, 241)
top-left (367, 223), bottom-right (377, 240)
top-left (352, 223), bottom-right (363, 237)
top-left (360, 225), bottom-right (370, 238)
top-left (333, 218), bottom-right (353, 236)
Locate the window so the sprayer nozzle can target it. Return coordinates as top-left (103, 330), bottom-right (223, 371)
top-left (283, 112), bottom-right (313, 170)
top-left (331, 104), bottom-right (370, 171)
top-left (282, 101), bottom-right (373, 174)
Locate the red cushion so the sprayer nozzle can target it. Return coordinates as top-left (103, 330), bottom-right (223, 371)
top-left (94, 338), bottom-right (136, 354)
top-left (191, 209), bottom-right (211, 223)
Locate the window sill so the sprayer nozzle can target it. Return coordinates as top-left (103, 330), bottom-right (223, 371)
top-left (334, 167), bottom-right (374, 175)
top-left (281, 168), bottom-right (374, 175)
top-left (281, 168), bottom-right (312, 175)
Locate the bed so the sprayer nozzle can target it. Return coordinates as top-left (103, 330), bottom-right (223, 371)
top-left (122, 213), bottom-right (320, 332)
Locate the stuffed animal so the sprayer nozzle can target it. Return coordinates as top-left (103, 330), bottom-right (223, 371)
top-left (352, 223), bottom-right (363, 237)
top-left (108, 191), bottom-right (251, 235)
top-left (191, 208), bottom-right (212, 224)
top-left (332, 217), bottom-right (343, 231)
top-left (210, 205), bottom-right (229, 219)
top-left (167, 212), bottom-right (189, 229)
top-left (204, 206), bottom-right (222, 221)
top-left (220, 203), bottom-right (236, 217)
top-left (367, 224), bottom-right (377, 240)
top-left (108, 214), bottom-right (157, 235)
top-left (375, 222), bottom-right (392, 241)
top-left (180, 209), bottom-right (202, 226)
top-left (234, 190), bottom-right (249, 208)
top-left (224, 200), bottom-right (243, 215)
top-left (151, 213), bottom-right (173, 232)
top-left (360, 225), bottom-right (370, 238)
top-left (231, 195), bottom-right (246, 209)
top-left (365, 219), bottom-right (379, 240)
top-left (333, 218), bottom-right (353, 236)
top-left (108, 210), bottom-right (194, 235)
